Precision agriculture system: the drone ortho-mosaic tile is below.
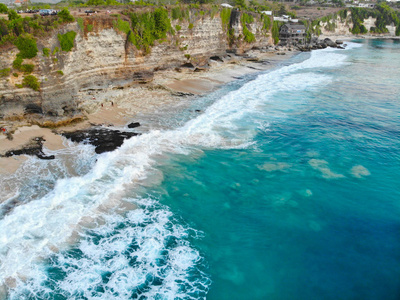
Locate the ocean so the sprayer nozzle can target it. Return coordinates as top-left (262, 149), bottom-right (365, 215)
top-left (0, 39), bottom-right (399, 299)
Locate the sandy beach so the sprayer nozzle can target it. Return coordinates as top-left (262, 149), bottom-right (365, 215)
top-left (0, 50), bottom-right (297, 175)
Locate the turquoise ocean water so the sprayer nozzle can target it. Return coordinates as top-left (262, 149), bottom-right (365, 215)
top-left (1, 39), bottom-right (399, 299)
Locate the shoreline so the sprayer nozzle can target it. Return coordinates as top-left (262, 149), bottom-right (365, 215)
top-left (319, 34), bottom-right (400, 41)
top-left (0, 49), bottom-right (299, 176)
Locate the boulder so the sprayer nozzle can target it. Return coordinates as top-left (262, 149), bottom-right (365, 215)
top-left (324, 38), bottom-right (337, 48)
top-left (336, 40), bottom-right (344, 45)
top-left (127, 122), bottom-right (140, 129)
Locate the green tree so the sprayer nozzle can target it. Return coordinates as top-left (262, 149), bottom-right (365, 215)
top-left (8, 9), bottom-right (21, 21)
top-left (278, 4), bottom-right (286, 16)
top-left (0, 3), bottom-right (8, 14)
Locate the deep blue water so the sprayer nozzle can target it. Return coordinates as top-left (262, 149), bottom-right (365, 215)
top-left (154, 39), bottom-right (400, 299)
top-left (1, 39), bottom-right (399, 299)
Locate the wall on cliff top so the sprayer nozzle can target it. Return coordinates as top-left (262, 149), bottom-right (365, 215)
top-left (0, 9), bottom-right (273, 124)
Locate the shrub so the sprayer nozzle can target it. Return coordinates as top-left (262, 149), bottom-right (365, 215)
top-left (58, 31), bottom-right (77, 52)
top-left (57, 70), bottom-right (64, 75)
top-left (175, 24), bottom-right (181, 31)
top-left (114, 17), bottom-right (130, 34)
top-left (77, 17), bottom-right (84, 30)
top-left (13, 72), bottom-right (18, 77)
top-left (0, 68), bottom-right (10, 77)
top-left (53, 47), bottom-right (59, 55)
top-left (87, 24), bottom-right (93, 32)
top-left (184, 54), bottom-right (190, 59)
top-left (14, 34), bottom-right (38, 59)
top-left (22, 75), bottom-right (40, 91)
top-left (42, 47), bottom-right (50, 57)
top-left (58, 8), bottom-right (74, 23)
top-left (12, 55), bottom-right (23, 69)
top-left (171, 7), bottom-right (181, 20)
top-left (188, 23), bottom-right (194, 30)
top-left (20, 64), bottom-right (34, 73)
top-left (8, 9), bottom-right (20, 21)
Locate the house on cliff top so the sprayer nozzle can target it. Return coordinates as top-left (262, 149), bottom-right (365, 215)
top-left (279, 23), bottom-right (306, 45)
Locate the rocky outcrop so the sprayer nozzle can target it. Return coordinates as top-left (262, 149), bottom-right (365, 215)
top-left (61, 128), bottom-right (139, 154)
top-left (1, 137), bottom-right (55, 159)
top-left (0, 11), bottom-right (274, 124)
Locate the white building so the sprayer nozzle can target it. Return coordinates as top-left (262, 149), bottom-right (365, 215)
top-left (221, 3), bottom-right (233, 8)
top-left (261, 11), bottom-right (272, 16)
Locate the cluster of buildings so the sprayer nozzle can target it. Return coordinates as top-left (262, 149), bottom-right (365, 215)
top-left (2, 0), bottom-right (29, 7)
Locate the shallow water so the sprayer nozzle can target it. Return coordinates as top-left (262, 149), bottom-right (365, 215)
top-left (1, 39), bottom-right (400, 299)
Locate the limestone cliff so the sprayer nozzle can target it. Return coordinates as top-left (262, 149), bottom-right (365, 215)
top-left (317, 13), bottom-right (398, 37)
top-left (0, 10), bottom-right (273, 124)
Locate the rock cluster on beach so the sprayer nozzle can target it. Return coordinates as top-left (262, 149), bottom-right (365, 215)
top-left (297, 38), bottom-right (346, 51)
top-left (1, 137), bottom-right (55, 160)
top-left (61, 128), bottom-right (140, 154)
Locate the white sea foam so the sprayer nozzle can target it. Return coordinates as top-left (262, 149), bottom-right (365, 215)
top-left (7, 198), bottom-right (210, 300)
top-left (0, 46), bottom-right (353, 298)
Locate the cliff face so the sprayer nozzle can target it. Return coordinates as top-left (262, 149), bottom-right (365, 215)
top-left (0, 11), bottom-right (273, 123)
top-left (318, 13), bottom-right (397, 37)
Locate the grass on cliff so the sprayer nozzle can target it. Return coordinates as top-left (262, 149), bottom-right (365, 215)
top-left (0, 68), bottom-right (11, 77)
top-left (241, 13), bottom-right (255, 43)
top-left (16, 75), bottom-right (40, 91)
top-left (58, 31), bottom-right (77, 52)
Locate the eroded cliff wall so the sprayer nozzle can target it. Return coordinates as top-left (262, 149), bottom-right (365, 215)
top-left (0, 10), bottom-right (273, 124)
top-left (318, 13), bottom-right (397, 37)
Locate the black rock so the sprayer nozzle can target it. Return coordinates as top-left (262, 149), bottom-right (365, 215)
top-left (3, 137), bottom-right (55, 160)
top-left (181, 62), bottom-right (195, 69)
top-left (210, 55), bottom-right (224, 62)
top-left (127, 122), bottom-right (141, 129)
top-left (62, 128), bottom-right (140, 154)
top-left (324, 38), bottom-right (337, 48)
